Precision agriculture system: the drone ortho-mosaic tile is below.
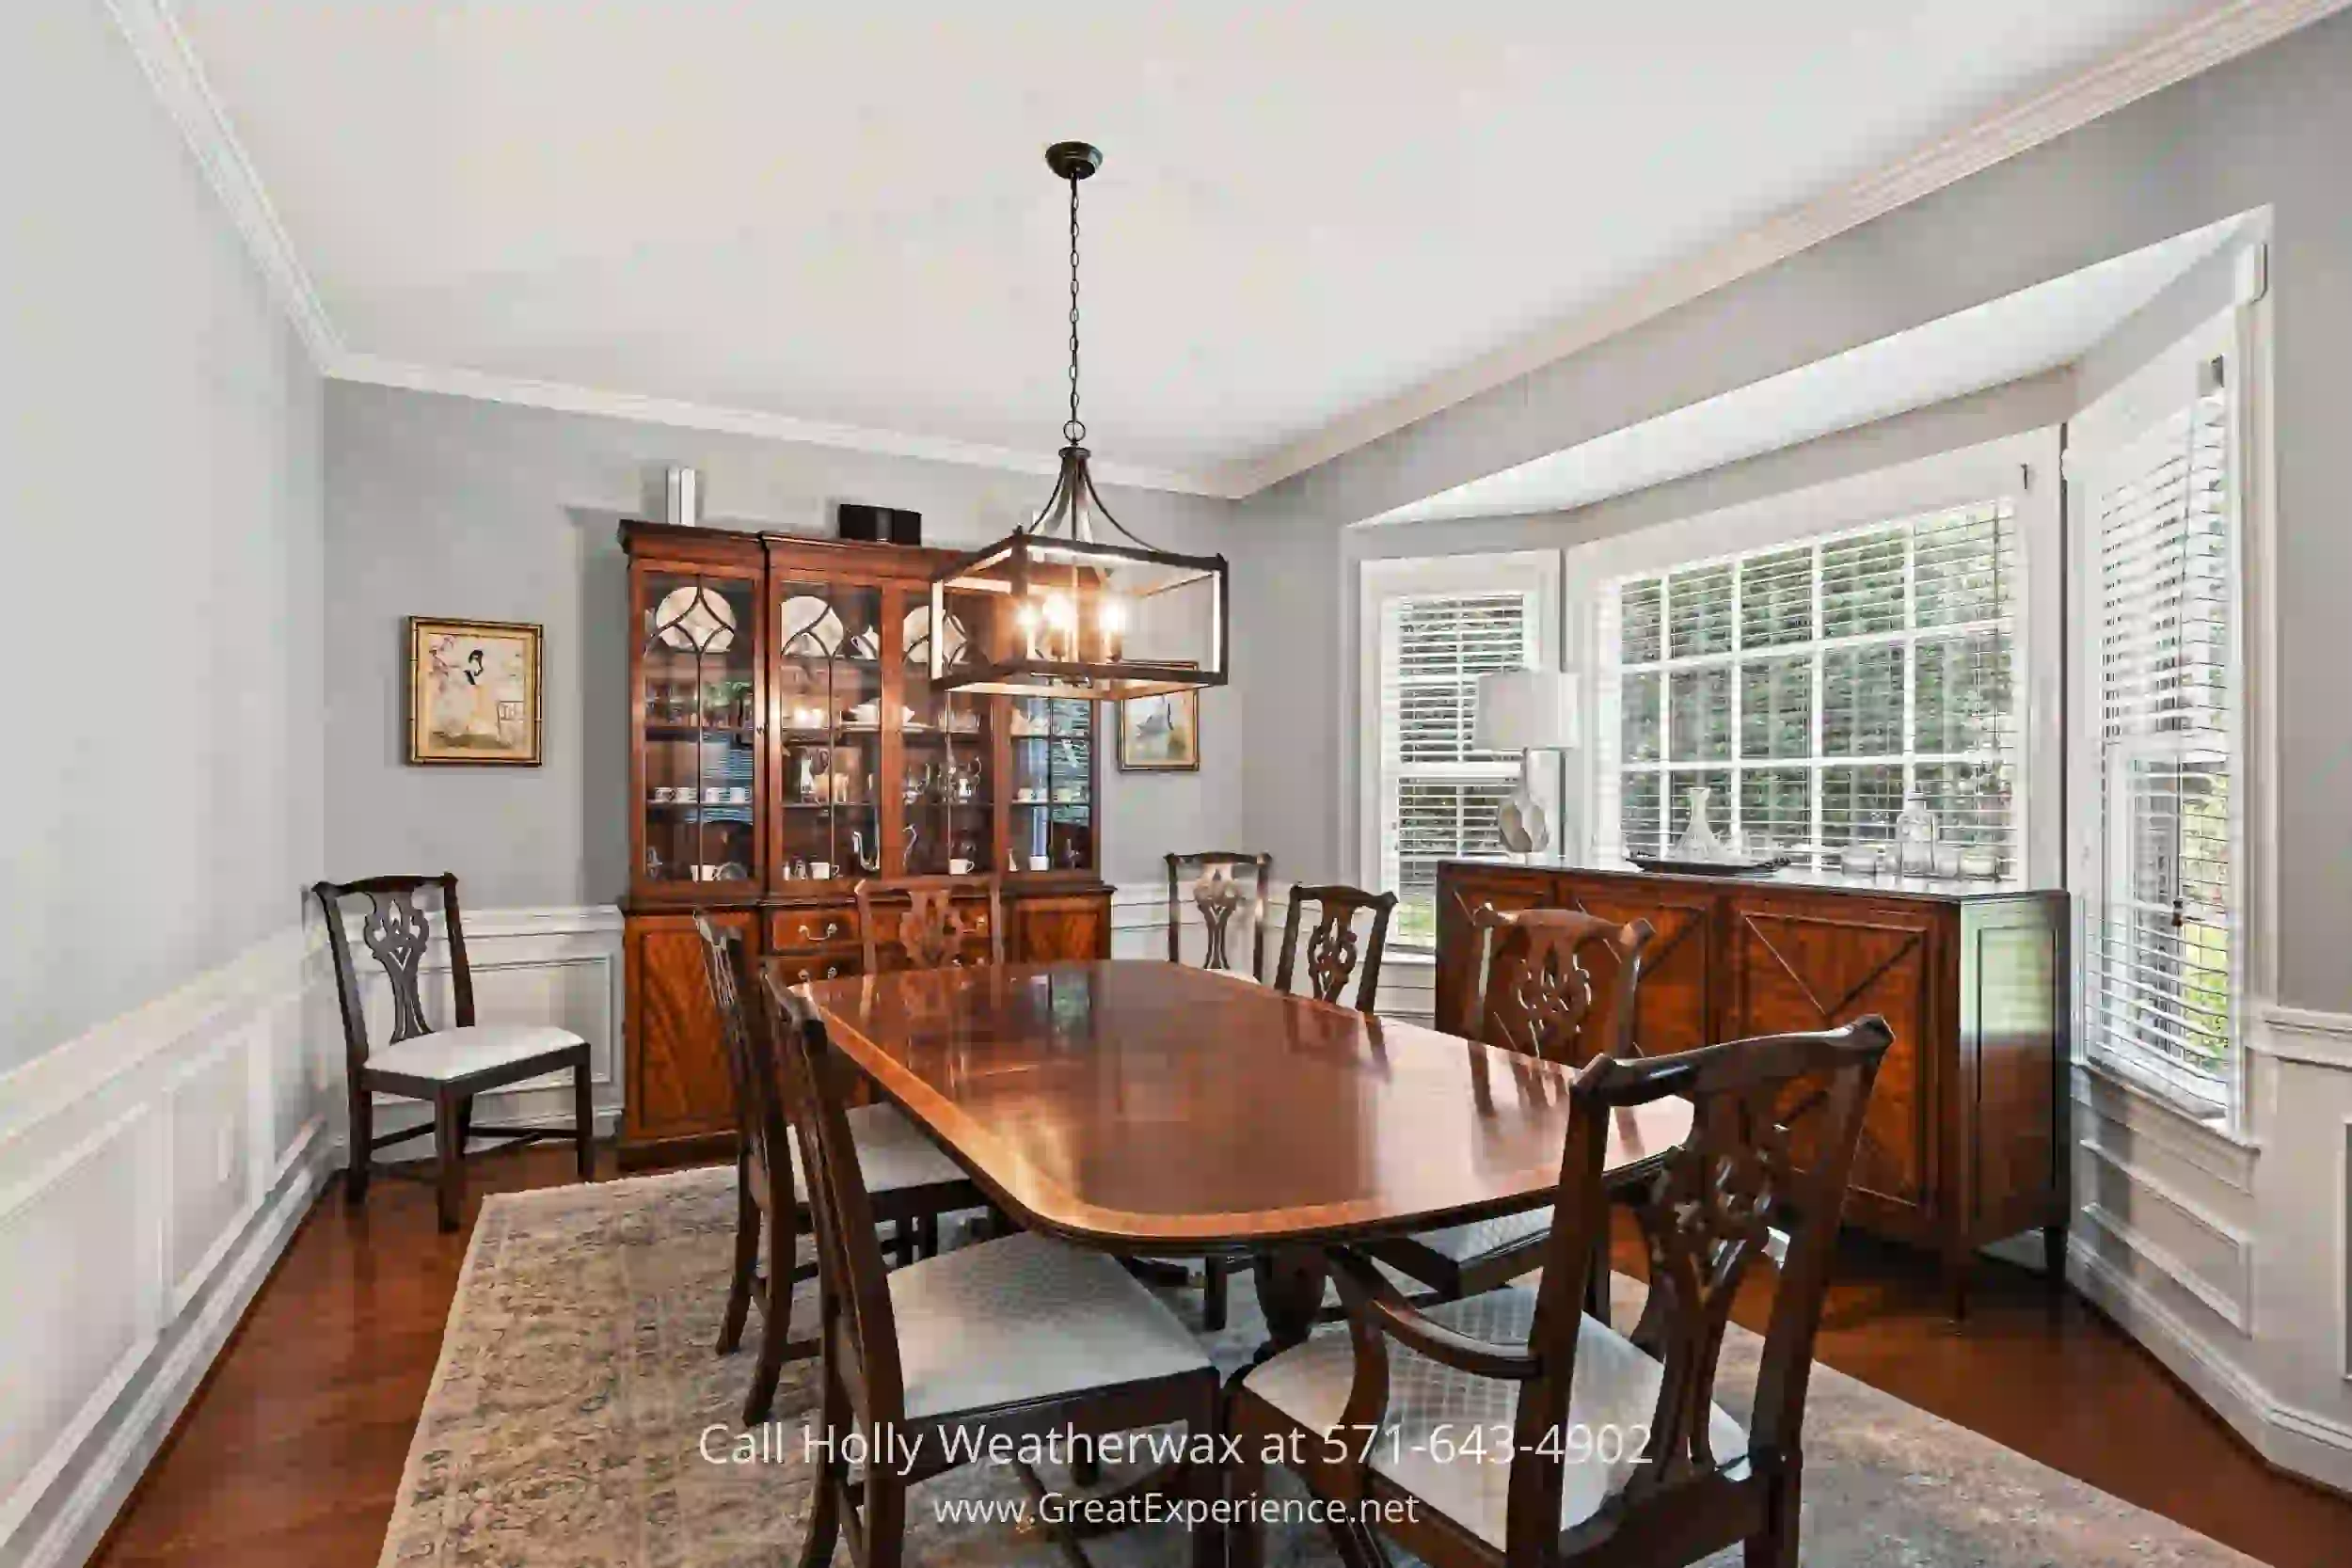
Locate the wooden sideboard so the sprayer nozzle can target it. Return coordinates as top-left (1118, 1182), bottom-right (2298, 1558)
top-left (616, 522), bottom-right (1113, 1166)
top-left (1435, 859), bottom-right (2068, 1314)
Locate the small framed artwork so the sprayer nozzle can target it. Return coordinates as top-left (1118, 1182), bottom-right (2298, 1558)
top-left (406, 617), bottom-right (543, 766)
top-left (1117, 688), bottom-right (1200, 772)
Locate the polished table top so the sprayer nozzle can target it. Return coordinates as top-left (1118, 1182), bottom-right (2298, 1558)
top-left (785, 958), bottom-right (1692, 1253)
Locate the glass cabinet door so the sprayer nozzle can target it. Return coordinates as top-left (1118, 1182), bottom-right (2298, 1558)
top-left (775, 580), bottom-right (884, 887)
top-left (640, 571), bottom-right (758, 889)
top-left (1009, 695), bottom-right (1095, 873)
top-left (899, 588), bottom-right (996, 876)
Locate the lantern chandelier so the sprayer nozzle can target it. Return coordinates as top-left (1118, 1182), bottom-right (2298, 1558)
top-left (929, 141), bottom-right (1229, 699)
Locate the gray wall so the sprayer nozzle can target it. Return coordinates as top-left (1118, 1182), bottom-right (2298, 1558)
top-left (322, 384), bottom-right (1243, 902)
top-left (1236, 9), bottom-right (2352, 1014)
top-left (0, 0), bottom-right (325, 1070)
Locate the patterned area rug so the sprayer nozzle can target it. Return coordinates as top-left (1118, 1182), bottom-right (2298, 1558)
top-left (378, 1168), bottom-right (2264, 1567)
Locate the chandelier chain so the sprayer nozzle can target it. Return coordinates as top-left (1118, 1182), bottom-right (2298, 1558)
top-left (1065, 174), bottom-right (1085, 446)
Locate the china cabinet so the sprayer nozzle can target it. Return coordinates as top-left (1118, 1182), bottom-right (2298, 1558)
top-left (619, 521), bottom-right (1110, 1164)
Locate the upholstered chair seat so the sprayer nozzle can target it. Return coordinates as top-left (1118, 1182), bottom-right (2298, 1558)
top-left (366, 1022), bottom-right (587, 1083)
top-left (1244, 1283), bottom-right (1745, 1546)
top-left (740, 1101), bottom-right (968, 1199)
top-left (1412, 1207), bottom-right (1553, 1264)
top-left (887, 1230), bottom-right (1211, 1418)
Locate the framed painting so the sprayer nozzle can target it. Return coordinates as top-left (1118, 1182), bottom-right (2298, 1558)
top-left (406, 617), bottom-right (543, 766)
top-left (1117, 688), bottom-right (1200, 772)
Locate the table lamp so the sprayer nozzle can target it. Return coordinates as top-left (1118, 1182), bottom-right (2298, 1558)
top-left (1474, 669), bottom-right (1578, 856)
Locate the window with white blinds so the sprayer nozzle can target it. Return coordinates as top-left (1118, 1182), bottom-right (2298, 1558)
top-left (1375, 589), bottom-right (1539, 948)
top-left (1594, 500), bottom-right (2021, 867)
top-left (2078, 358), bottom-right (2238, 1117)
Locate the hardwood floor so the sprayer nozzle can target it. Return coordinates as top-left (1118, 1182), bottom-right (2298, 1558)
top-left (90, 1147), bottom-right (2352, 1568)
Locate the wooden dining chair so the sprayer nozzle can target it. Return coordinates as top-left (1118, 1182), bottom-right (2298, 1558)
top-left (1369, 908), bottom-right (1655, 1311)
top-left (854, 873), bottom-right (1007, 971)
top-left (314, 874), bottom-right (594, 1232)
top-left (693, 914), bottom-right (984, 1423)
top-left (767, 972), bottom-right (1224, 1568)
top-left (1165, 850), bottom-right (1273, 979)
top-left (1272, 883), bottom-right (1399, 1013)
top-left (1230, 1017), bottom-right (1895, 1568)
top-left (1183, 880), bottom-right (1401, 1333)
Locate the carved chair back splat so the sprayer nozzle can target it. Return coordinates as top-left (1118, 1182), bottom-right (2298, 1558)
top-left (1455, 905), bottom-right (1654, 1069)
top-left (1166, 850), bottom-right (1272, 981)
top-left (1233, 1016), bottom-right (1895, 1568)
top-left (1273, 883), bottom-right (1398, 1013)
top-left (855, 873), bottom-right (1007, 972)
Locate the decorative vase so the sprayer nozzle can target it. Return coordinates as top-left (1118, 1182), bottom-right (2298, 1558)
top-left (1494, 750), bottom-right (1550, 856)
top-left (1673, 784), bottom-right (1725, 862)
top-left (1896, 795), bottom-right (1937, 876)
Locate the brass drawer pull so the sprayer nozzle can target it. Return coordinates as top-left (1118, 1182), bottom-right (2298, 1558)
top-left (799, 919), bottom-right (843, 942)
top-left (795, 963), bottom-right (844, 983)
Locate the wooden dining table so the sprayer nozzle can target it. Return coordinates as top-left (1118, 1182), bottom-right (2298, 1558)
top-left (776, 958), bottom-right (1692, 1353)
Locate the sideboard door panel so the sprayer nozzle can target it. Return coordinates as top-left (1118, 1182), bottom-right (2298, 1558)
top-left (1727, 896), bottom-right (1940, 1224)
top-left (1557, 880), bottom-right (1716, 1055)
top-left (1010, 893), bottom-right (1111, 962)
top-left (624, 911), bottom-right (751, 1147)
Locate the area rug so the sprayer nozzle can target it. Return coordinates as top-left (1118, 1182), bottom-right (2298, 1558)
top-left (377, 1168), bottom-right (2264, 1567)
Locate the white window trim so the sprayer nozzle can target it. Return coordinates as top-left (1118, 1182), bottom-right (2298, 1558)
top-left (1355, 550), bottom-right (1563, 932)
top-left (1563, 431), bottom-right (2063, 886)
top-left (2064, 293), bottom-right (2273, 1136)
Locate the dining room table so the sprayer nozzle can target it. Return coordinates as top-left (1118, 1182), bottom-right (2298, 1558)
top-left (770, 957), bottom-right (1693, 1354)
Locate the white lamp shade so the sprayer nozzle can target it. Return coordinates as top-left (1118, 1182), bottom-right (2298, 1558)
top-left (1475, 669), bottom-right (1578, 752)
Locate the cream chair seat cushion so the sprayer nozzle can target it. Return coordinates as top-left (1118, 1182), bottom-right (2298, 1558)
top-left (786, 1102), bottom-right (969, 1196)
top-left (1244, 1282), bottom-right (1746, 1546)
top-left (890, 1230), bottom-right (1212, 1418)
top-left (367, 1023), bottom-right (583, 1083)
top-left (1412, 1206), bottom-right (1553, 1263)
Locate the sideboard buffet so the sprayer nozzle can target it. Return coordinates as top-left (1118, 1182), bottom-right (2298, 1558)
top-left (1435, 858), bottom-right (2068, 1314)
top-left (618, 521), bottom-right (1111, 1165)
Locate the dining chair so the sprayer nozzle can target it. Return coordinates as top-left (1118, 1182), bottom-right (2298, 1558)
top-left (1272, 883), bottom-right (1399, 1012)
top-left (855, 872), bottom-right (1007, 972)
top-left (314, 874), bottom-right (594, 1233)
top-left (694, 913), bottom-right (984, 1424)
top-left (767, 972), bottom-right (1224, 1568)
top-left (1165, 850), bottom-right (1273, 979)
top-left (1185, 880), bottom-right (1400, 1333)
top-left (1229, 1017), bottom-right (1895, 1568)
top-left (1368, 908), bottom-right (1655, 1314)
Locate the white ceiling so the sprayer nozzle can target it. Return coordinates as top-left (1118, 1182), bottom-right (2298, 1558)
top-left (1368, 216), bottom-right (2246, 525)
top-left (171, 0), bottom-right (2233, 491)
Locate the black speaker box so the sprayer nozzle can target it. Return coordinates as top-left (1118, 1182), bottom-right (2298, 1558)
top-left (838, 503), bottom-right (922, 546)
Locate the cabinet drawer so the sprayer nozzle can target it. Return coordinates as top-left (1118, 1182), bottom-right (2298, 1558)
top-left (771, 905), bottom-right (859, 953)
top-left (771, 951), bottom-right (862, 987)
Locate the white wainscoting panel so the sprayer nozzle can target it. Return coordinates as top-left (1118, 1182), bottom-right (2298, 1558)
top-left (0, 922), bottom-right (331, 1568)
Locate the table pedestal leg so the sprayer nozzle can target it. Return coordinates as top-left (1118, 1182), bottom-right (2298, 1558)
top-left (1251, 1244), bottom-right (1328, 1365)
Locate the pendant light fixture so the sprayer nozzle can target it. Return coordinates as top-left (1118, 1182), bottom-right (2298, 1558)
top-left (929, 141), bottom-right (1229, 699)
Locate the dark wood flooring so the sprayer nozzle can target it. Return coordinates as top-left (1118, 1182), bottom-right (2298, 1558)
top-left (89, 1147), bottom-right (2352, 1567)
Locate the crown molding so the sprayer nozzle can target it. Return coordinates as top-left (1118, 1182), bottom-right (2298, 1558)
top-left (329, 356), bottom-right (1234, 498)
top-left (103, 0), bottom-right (341, 366)
top-left (1225, 0), bottom-right (2352, 498)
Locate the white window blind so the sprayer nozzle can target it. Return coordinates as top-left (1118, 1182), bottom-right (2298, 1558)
top-left (1594, 501), bottom-right (2021, 867)
top-left (1375, 590), bottom-right (1536, 947)
top-left (2079, 361), bottom-right (2237, 1116)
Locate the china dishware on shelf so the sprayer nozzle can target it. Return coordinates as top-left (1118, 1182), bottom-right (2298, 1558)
top-left (948, 857), bottom-right (975, 875)
top-left (779, 595), bottom-right (845, 657)
top-left (809, 861), bottom-right (833, 879)
top-left (901, 606), bottom-right (968, 667)
top-left (848, 626), bottom-right (882, 660)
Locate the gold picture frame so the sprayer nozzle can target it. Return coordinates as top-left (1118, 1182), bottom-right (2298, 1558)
top-left (406, 617), bottom-right (544, 766)
top-left (1116, 687), bottom-right (1200, 772)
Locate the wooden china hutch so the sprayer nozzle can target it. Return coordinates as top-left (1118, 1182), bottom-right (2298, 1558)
top-left (619, 520), bottom-right (1111, 1166)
